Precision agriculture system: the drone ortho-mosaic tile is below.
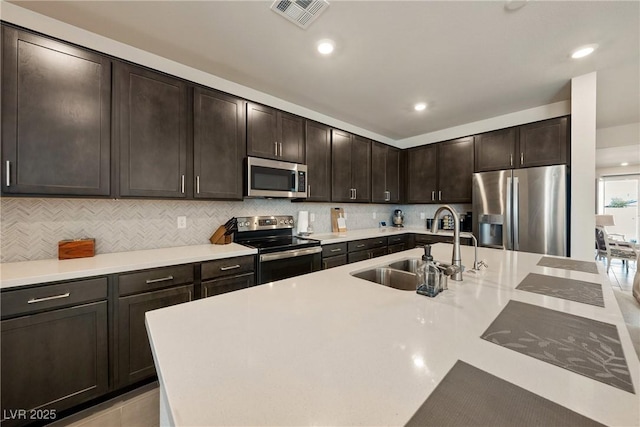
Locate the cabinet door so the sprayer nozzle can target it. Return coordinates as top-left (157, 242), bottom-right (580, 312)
top-left (279, 112), bottom-right (305, 163)
top-left (116, 62), bottom-right (187, 198)
top-left (351, 136), bottom-right (371, 202)
top-left (331, 130), bottom-right (353, 202)
top-left (386, 147), bottom-right (401, 203)
top-left (117, 284), bottom-right (193, 387)
top-left (518, 117), bottom-right (569, 168)
top-left (474, 127), bottom-right (516, 172)
top-left (1, 27), bottom-right (111, 196)
top-left (246, 102), bottom-right (278, 160)
top-left (322, 254), bottom-right (347, 269)
top-left (305, 121), bottom-right (331, 201)
top-left (407, 145), bottom-right (437, 203)
top-left (348, 250), bottom-right (369, 264)
top-left (388, 243), bottom-right (406, 254)
top-left (193, 87), bottom-right (245, 200)
top-left (1, 302), bottom-right (108, 419)
top-left (438, 137), bottom-right (474, 203)
top-left (202, 272), bottom-right (254, 298)
top-left (371, 142), bottom-right (387, 203)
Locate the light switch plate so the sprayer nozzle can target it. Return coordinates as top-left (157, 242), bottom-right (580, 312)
top-left (420, 212), bottom-right (426, 220)
top-left (177, 216), bottom-right (187, 229)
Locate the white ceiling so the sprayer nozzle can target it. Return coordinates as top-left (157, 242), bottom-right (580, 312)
top-left (7, 0), bottom-right (640, 143)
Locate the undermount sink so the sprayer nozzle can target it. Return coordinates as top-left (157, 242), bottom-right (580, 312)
top-left (351, 265), bottom-right (418, 291)
top-left (387, 258), bottom-right (420, 274)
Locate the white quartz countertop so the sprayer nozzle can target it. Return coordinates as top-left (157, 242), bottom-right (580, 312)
top-left (0, 243), bottom-right (257, 289)
top-left (309, 226), bottom-right (470, 244)
top-left (145, 245), bottom-right (639, 427)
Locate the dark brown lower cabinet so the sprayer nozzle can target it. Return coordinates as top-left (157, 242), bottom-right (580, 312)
top-left (117, 284), bottom-right (193, 387)
top-left (202, 272), bottom-right (254, 298)
top-left (388, 243), bottom-right (406, 254)
top-left (322, 254), bottom-right (347, 269)
top-left (1, 302), bottom-right (108, 427)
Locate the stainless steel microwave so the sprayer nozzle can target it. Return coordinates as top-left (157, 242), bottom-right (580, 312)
top-left (246, 157), bottom-right (307, 198)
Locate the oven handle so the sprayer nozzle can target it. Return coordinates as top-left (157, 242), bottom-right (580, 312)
top-left (260, 246), bottom-right (322, 262)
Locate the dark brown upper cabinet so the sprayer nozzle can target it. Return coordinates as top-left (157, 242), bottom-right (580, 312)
top-left (246, 102), bottom-right (305, 164)
top-left (371, 142), bottom-right (400, 203)
top-left (406, 137), bottom-right (473, 204)
top-left (304, 121), bottom-right (331, 202)
top-left (331, 130), bottom-right (371, 202)
top-left (474, 117), bottom-right (569, 172)
top-left (437, 137), bottom-right (474, 203)
top-left (518, 116), bottom-right (569, 168)
top-left (193, 87), bottom-right (245, 200)
top-left (1, 26), bottom-right (111, 196)
top-left (406, 144), bottom-right (437, 203)
top-left (115, 62), bottom-right (188, 198)
top-left (474, 127), bottom-right (517, 172)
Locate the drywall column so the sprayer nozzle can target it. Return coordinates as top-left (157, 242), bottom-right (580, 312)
top-left (570, 72), bottom-right (597, 260)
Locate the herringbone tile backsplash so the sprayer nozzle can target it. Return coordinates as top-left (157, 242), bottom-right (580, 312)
top-left (1, 197), bottom-right (470, 262)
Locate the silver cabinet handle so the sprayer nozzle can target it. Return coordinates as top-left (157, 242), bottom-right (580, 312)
top-left (146, 275), bottom-right (174, 284)
top-left (438, 191), bottom-right (442, 200)
top-left (181, 175), bottom-right (185, 194)
top-left (5, 161), bottom-right (10, 187)
top-left (279, 142), bottom-right (283, 157)
top-left (520, 152), bottom-right (524, 165)
top-left (308, 184), bottom-right (311, 198)
top-left (28, 292), bottom-right (70, 304)
top-left (349, 188), bottom-right (354, 200)
top-left (274, 141), bottom-right (278, 157)
top-left (356, 244), bottom-right (366, 248)
top-left (196, 176), bottom-right (200, 194)
top-left (431, 191), bottom-right (435, 201)
top-left (510, 154), bottom-right (513, 167)
top-left (220, 264), bottom-right (241, 271)
top-left (330, 248), bottom-right (342, 252)
top-left (354, 188), bottom-right (357, 199)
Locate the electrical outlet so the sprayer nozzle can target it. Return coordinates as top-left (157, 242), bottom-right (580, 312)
top-left (177, 216), bottom-right (187, 229)
top-left (372, 212), bottom-right (377, 219)
top-left (310, 213), bottom-right (315, 222)
top-left (420, 212), bottom-right (426, 220)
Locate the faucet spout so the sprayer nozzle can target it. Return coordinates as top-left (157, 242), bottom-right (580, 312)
top-left (431, 205), bottom-right (463, 281)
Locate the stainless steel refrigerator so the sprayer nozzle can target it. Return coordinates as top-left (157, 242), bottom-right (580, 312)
top-left (472, 165), bottom-right (568, 256)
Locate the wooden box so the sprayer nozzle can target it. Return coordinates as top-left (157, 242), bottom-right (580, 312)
top-left (58, 238), bottom-right (95, 260)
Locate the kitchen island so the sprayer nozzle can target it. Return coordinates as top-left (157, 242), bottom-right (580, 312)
top-left (145, 245), bottom-right (639, 426)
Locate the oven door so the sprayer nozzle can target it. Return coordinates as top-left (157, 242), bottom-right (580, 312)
top-left (258, 247), bottom-right (321, 284)
top-left (246, 157), bottom-right (307, 198)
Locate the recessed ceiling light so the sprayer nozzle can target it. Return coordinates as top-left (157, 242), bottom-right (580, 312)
top-left (621, 162), bottom-right (629, 166)
top-left (414, 102), bottom-right (427, 111)
top-left (317, 40), bottom-right (334, 55)
top-left (571, 44), bottom-right (598, 59)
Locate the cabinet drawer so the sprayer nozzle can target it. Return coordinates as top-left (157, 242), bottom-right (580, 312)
top-left (118, 264), bottom-right (194, 296)
top-left (1, 277), bottom-right (107, 319)
top-left (201, 256), bottom-right (255, 281)
top-left (348, 237), bottom-right (387, 252)
top-left (322, 243), bottom-right (347, 257)
top-left (388, 234), bottom-right (409, 245)
top-left (202, 272), bottom-right (255, 298)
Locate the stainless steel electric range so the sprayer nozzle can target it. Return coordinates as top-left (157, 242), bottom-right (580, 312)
top-left (234, 215), bottom-right (321, 285)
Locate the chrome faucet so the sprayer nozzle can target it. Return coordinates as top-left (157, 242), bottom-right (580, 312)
top-left (431, 205), bottom-right (463, 281)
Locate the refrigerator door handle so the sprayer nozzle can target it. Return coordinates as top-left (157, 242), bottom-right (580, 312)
top-left (513, 177), bottom-right (520, 251)
top-left (506, 176), bottom-right (513, 250)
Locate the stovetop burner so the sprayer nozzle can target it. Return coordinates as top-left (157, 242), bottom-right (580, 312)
top-left (233, 215), bottom-right (320, 254)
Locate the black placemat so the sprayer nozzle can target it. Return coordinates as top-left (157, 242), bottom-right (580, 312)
top-left (537, 256), bottom-right (599, 274)
top-left (405, 360), bottom-right (604, 427)
top-left (481, 300), bottom-right (634, 393)
top-left (516, 273), bottom-right (604, 307)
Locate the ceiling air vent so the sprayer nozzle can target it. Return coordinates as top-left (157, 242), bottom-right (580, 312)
top-left (270, 0), bottom-right (330, 29)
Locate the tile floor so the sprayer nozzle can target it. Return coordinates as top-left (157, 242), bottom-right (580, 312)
top-left (52, 257), bottom-right (640, 426)
top-left (51, 382), bottom-right (159, 427)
